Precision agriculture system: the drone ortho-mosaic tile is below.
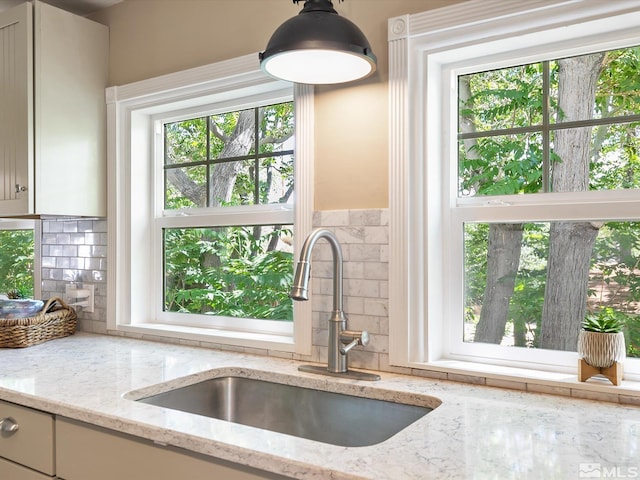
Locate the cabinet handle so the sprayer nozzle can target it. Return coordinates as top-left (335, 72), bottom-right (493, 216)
top-left (14, 184), bottom-right (27, 193)
top-left (0, 417), bottom-right (19, 434)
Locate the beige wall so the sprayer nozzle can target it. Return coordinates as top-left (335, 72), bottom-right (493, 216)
top-left (91, 0), bottom-right (464, 210)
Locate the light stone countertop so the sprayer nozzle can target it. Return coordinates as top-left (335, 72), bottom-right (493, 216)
top-left (0, 332), bottom-right (638, 479)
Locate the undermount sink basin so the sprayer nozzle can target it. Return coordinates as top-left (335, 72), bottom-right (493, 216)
top-left (134, 374), bottom-right (435, 447)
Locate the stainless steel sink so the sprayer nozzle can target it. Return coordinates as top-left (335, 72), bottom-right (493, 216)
top-left (135, 376), bottom-right (434, 447)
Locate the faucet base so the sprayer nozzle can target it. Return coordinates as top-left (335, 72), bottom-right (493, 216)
top-left (298, 364), bottom-right (381, 381)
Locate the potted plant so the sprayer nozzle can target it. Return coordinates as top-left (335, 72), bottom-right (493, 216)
top-left (578, 307), bottom-right (626, 384)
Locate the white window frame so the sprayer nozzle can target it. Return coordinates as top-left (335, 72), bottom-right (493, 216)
top-left (107, 54), bottom-right (313, 354)
top-left (0, 219), bottom-right (41, 300)
top-left (388, 0), bottom-right (640, 379)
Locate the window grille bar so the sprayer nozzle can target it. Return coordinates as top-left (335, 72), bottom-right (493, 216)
top-left (253, 107), bottom-right (260, 205)
top-left (457, 113), bottom-right (640, 141)
top-left (542, 60), bottom-right (550, 193)
top-left (206, 116), bottom-right (212, 208)
top-left (163, 150), bottom-right (294, 169)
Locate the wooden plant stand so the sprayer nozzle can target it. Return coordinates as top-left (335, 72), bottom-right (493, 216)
top-left (578, 358), bottom-right (623, 386)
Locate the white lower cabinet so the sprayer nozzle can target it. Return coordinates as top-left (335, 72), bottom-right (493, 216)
top-left (0, 400), bottom-right (55, 478)
top-left (56, 417), bottom-right (292, 480)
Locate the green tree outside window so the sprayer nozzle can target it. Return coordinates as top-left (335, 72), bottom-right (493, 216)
top-left (0, 230), bottom-right (35, 299)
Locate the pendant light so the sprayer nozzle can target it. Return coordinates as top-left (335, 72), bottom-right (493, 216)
top-left (259, 0), bottom-right (377, 85)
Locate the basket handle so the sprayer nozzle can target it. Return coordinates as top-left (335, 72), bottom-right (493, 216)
top-left (43, 296), bottom-right (73, 313)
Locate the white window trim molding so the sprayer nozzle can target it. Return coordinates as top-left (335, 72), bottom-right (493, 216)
top-left (388, 0), bottom-right (640, 383)
top-left (106, 54), bottom-right (313, 354)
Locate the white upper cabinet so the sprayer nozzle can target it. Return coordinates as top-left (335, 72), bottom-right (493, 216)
top-left (0, 1), bottom-right (108, 217)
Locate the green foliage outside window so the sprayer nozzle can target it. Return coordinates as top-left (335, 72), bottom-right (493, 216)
top-left (164, 226), bottom-right (293, 320)
top-left (0, 230), bottom-right (34, 299)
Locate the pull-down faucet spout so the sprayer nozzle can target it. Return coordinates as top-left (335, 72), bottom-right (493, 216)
top-left (290, 228), bottom-right (380, 381)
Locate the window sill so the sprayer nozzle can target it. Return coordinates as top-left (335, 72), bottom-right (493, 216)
top-left (410, 360), bottom-right (640, 406)
top-left (114, 323), bottom-right (296, 353)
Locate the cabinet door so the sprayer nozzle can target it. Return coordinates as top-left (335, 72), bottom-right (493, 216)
top-left (57, 418), bottom-right (291, 480)
top-left (0, 400), bottom-right (55, 475)
top-left (34, 1), bottom-right (108, 216)
top-left (0, 2), bottom-right (33, 215)
top-left (0, 457), bottom-right (52, 480)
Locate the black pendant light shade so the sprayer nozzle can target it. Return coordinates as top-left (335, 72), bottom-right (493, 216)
top-left (259, 0), bottom-right (377, 84)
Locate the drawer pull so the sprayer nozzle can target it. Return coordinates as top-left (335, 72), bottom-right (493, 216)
top-left (0, 417), bottom-right (19, 434)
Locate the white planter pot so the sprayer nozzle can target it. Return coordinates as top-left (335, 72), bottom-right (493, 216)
top-left (577, 331), bottom-right (626, 368)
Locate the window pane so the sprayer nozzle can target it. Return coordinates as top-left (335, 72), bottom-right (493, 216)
top-left (550, 122), bottom-right (640, 192)
top-left (259, 155), bottom-right (294, 205)
top-left (164, 118), bottom-right (207, 165)
top-left (209, 109), bottom-right (253, 161)
top-left (551, 47), bottom-right (640, 123)
top-left (165, 166), bottom-right (207, 209)
top-left (163, 225), bottom-right (294, 321)
top-left (211, 160), bottom-right (255, 207)
top-left (464, 221), bottom-right (640, 358)
top-left (0, 230), bottom-right (34, 299)
top-left (590, 122), bottom-right (640, 190)
top-left (458, 63), bottom-right (544, 133)
top-left (458, 133), bottom-right (543, 196)
top-left (258, 103), bottom-right (295, 155)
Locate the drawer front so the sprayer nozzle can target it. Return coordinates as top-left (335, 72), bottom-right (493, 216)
top-left (0, 400), bottom-right (54, 475)
top-left (0, 456), bottom-right (53, 480)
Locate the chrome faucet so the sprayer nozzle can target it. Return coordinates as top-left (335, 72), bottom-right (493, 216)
top-left (290, 228), bottom-right (380, 381)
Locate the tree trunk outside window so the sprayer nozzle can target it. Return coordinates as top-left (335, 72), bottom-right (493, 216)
top-left (539, 53), bottom-right (605, 351)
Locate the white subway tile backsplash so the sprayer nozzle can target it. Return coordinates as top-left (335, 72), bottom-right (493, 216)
top-left (344, 278), bottom-right (380, 298)
top-left (77, 220), bottom-right (95, 232)
top-left (363, 262), bottom-right (388, 280)
top-left (349, 209), bottom-right (381, 226)
top-left (310, 260), bottom-right (333, 279)
top-left (56, 257), bottom-right (70, 269)
top-left (62, 245), bottom-right (78, 257)
top-left (41, 217), bottom-right (108, 331)
top-left (70, 233), bottom-right (86, 245)
top-left (335, 226), bottom-right (365, 244)
top-left (316, 210), bottom-right (350, 226)
top-left (311, 293), bottom-right (333, 314)
top-left (347, 244), bottom-right (381, 261)
top-left (63, 221), bottom-right (78, 233)
top-left (44, 221), bottom-right (64, 233)
top-left (42, 233), bottom-right (57, 244)
top-left (69, 258), bottom-right (84, 269)
top-left (344, 296), bottom-right (364, 315)
top-left (42, 257), bottom-right (56, 268)
top-left (343, 261), bottom-right (364, 279)
top-left (363, 226), bottom-right (388, 244)
top-left (363, 298), bottom-right (388, 317)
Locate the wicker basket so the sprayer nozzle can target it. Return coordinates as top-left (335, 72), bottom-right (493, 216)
top-left (0, 297), bottom-right (77, 348)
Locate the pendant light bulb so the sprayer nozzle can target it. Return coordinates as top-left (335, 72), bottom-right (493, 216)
top-left (259, 0), bottom-right (377, 85)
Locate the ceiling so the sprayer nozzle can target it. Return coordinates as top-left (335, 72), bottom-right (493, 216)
top-left (0, 0), bottom-right (122, 15)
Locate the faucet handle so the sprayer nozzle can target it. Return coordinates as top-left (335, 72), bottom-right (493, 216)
top-left (340, 330), bottom-right (370, 354)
